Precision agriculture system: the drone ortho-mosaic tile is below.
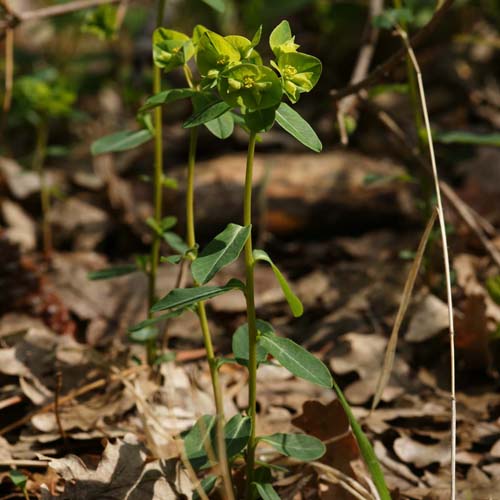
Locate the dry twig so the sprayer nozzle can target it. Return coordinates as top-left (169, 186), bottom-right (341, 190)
top-left (397, 27), bottom-right (457, 500)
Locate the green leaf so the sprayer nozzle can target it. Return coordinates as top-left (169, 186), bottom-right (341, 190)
top-left (486, 276), bottom-right (500, 305)
top-left (434, 130), bottom-right (500, 147)
top-left (183, 415), bottom-right (217, 470)
top-left (153, 28), bottom-right (193, 72)
top-left (332, 378), bottom-right (391, 500)
top-left (88, 264), bottom-right (137, 280)
top-left (128, 309), bottom-right (185, 333)
top-left (81, 4), bottom-right (117, 40)
top-left (9, 470), bottom-right (27, 488)
top-left (192, 93), bottom-right (234, 139)
top-left (260, 433), bottom-right (325, 461)
top-left (253, 249), bottom-right (303, 317)
top-left (275, 102), bottom-right (322, 152)
top-left (232, 319), bottom-right (270, 366)
top-left (373, 8), bottom-right (413, 30)
top-left (205, 111), bottom-right (234, 139)
top-left (129, 326), bottom-right (158, 343)
top-left (91, 129), bottom-right (153, 155)
top-left (140, 88), bottom-right (198, 112)
top-left (260, 331), bottom-right (332, 388)
top-left (183, 99), bottom-right (232, 128)
top-left (269, 20), bottom-right (299, 57)
top-left (200, 0), bottom-right (225, 12)
top-left (244, 107), bottom-right (277, 133)
top-left (218, 64), bottom-right (283, 113)
top-left (225, 413), bottom-right (251, 458)
top-left (161, 254), bottom-right (183, 264)
top-left (193, 475), bottom-right (217, 500)
top-left (153, 351), bottom-right (176, 365)
top-left (163, 231), bottom-right (189, 254)
top-left (151, 279), bottom-right (244, 312)
top-left (254, 482), bottom-right (280, 500)
top-left (192, 223), bottom-right (251, 284)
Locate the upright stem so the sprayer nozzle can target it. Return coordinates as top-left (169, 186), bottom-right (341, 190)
top-left (185, 127), bottom-right (235, 500)
top-left (243, 132), bottom-right (258, 496)
top-left (147, 0), bottom-right (167, 364)
top-left (33, 119), bottom-right (51, 260)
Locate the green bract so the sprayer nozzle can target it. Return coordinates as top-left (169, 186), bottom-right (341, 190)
top-left (196, 30), bottom-right (241, 79)
top-left (269, 20), bottom-right (300, 58)
top-left (16, 74), bottom-right (76, 118)
top-left (153, 28), bottom-right (194, 72)
top-left (218, 64), bottom-right (282, 113)
top-left (273, 52), bottom-right (322, 103)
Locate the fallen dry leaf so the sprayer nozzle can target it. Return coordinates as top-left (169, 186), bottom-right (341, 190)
top-left (41, 434), bottom-right (192, 499)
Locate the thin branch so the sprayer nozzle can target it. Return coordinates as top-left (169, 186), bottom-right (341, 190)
top-left (397, 27), bottom-right (456, 500)
top-left (19, 0), bottom-right (121, 22)
top-left (330, 0), bottom-right (455, 101)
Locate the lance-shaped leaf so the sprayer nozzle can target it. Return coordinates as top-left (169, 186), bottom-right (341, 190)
top-left (273, 52), bottom-right (322, 103)
top-left (128, 326), bottom-right (158, 343)
top-left (153, 28), bottom-right (194, 72)
top-left (259, 433), bottom-right (326, 461)
top-left (200, 0), bottom-right (225, 13)
top-left (192, 475), bottom-right (217, 500)
top-left (183, 415), bottom-right (217, 470)
top-left (88, 264), bottom-right (137, 280)
top-left (332, 378), bottom-right (391, 500)
top-left (196, 30), bottom-right (241, 77)
top-left (260, 331), bottom-right (333, 388)
top-left (254, 482), bottom-right (280, 500)
top-left (140, 88), bottom-right (198, 112)
top-left (192, 223), bottom-right (251, 284)
top-left (151, 279), bottom-right (244, 312)
top-left (253, 249), bottom-right (303, 317)
top-left (183, 98), bottom-right (232, 128)
top-left (218, 64), bottom-right (283, 113)
top-left (275, 102), bottom-right (322, 152)
top-left (192, 93), bottom-right (234, 139)
top-left (269, 20), bottom-right (299, 57)
top-left (225, 413), bottom-right (251, 458)
top-left (91, 129), bottom-right (153, 155)
top-left (128, 309), bottom-right (185, 333)
top-left (232, 319), bottom-right (270, 366)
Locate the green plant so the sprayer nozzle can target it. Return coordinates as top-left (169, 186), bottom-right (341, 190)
top-left (137, 20), bottom-right (338, 498)
top-left (14, 70), bottom-right (76, 260)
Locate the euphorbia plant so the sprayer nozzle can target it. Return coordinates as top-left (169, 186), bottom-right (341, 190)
top-left (14, 71), bottom-right (76, 260)
top-left (147, 21), bottom-right (333, 498)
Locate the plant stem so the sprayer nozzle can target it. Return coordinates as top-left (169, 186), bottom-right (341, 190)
top-left (33, 119), bottom-right (51, 260)
top-left (243, 132), bottom-right (258, 497)
top-left (185, 127), bottom-right (235, 500)
top-left (147, 0), bottom-right (167, 365)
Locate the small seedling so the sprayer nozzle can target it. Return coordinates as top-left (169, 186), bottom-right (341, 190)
top-left (14, 70), bottom-right (76, 260)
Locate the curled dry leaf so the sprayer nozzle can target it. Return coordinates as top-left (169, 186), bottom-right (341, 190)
top-left (41, 434), bottom-right (192, 499)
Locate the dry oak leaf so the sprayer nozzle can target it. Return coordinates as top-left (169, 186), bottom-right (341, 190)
top-left (41, 434), bottom-right (192, 499)
top-left (393, 435), bottom-right (450, 468)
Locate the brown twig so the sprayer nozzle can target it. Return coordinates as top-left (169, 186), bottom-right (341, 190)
top-left (330, 0), bottom-right (455, 101)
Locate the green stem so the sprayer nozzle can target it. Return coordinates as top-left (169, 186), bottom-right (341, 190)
top-left (186, 127), bottom-right (235, 500)
top-left (243, 132), bottom-right (258, 496)
top-left (147, 0), bottom-right (167, 365)
top-left (33, 119), bottom-right (51, 260)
